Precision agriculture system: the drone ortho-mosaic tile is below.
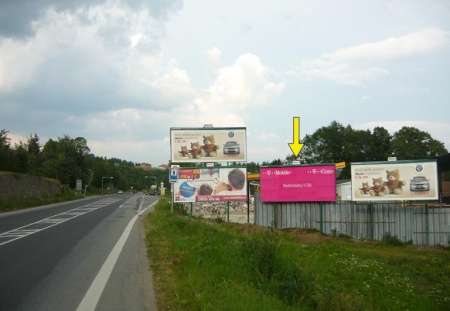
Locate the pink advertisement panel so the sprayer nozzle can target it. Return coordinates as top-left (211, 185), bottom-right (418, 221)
top-left (260, 165), bottom-right (336, 202)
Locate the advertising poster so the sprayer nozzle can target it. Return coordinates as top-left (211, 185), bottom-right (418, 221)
top-left (170, 127), bottom-right (246, 163)
top-left (351, 160), bottom-right (438, 201)
top-left (260, 165), bottom-right (336, 202)
top-left (173, 167), bottom-right (247, 203)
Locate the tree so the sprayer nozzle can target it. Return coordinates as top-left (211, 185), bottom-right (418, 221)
top-left (0, 129), bottom-right (13, 171)
top-left (27, 133), bottom-right (41, 173)
top-left (367, 127), bottom-right (392, 161)
top-left (391, 127), bottom-right (447, 160)
top-left (300, 121), bottom-right (347, 164)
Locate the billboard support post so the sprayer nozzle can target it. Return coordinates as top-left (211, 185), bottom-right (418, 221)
top-left (425, 204), bottom-right (429, 246)
top-left (227, 202), bottom-right (230, 222)
top-left (369, 203), bottom-right (373, 240)
top-left (320, 203), bottom-right (323, 234)
top-left (171, 183), bottom-right (174, 213)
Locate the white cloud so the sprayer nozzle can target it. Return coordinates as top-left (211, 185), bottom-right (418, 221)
top-left (207, 53), bottom-right (285, 108)
top-left (205, 47), bottom-right (222, 64)
top-left (299, 28), bottom-right (449, 85)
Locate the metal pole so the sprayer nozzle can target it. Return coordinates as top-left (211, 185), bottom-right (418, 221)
top-left (369, 203), bottom-right (373, 241)
top-left (320, 203), bottom-right (323, 234)
top-left (171, 183), bottom-right (174, 213)
top-left (425, 204), bottom-right (429, 246)
top-left (227, 202), bottom-right (230, 222)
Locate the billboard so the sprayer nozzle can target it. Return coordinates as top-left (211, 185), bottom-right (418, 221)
top-left (351, 159), bottom-right (438, 201)
top-left (173, 167), bottom-right (247, 203)
top-left (260, 165), bottom-right (336, 202)
top-left (170, 127), bottom-right (246, 163)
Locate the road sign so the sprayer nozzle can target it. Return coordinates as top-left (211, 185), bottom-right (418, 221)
top-left (169, 167), bottom-right (179, 183)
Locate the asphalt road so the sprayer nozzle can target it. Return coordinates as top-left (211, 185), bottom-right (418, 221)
top-left (0, 193), bottom-right (158, 311)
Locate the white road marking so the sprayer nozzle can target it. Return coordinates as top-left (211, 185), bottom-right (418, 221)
top-left (0, 198), bottom-right (122, 246)
top-left (76, 201), bottom-right (156, 311)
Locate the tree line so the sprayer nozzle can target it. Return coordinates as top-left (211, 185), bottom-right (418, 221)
top-left (1, 121), bottom-right (447, 190)
top-left (269, 121), bottom-right (448, 179)
top-left (0, 129), bottom-right (166, 192)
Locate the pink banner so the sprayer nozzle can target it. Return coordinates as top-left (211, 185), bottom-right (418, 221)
top-left (260, 165), bottom-right (336, 202)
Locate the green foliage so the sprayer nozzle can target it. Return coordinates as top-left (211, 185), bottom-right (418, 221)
top-left (0, 130), bottom-right (170, 196)
top-left (146, 200), bottom-right (450, 311)
top-left (0, 184), bottom-right (84, 212)
top-left (381, 232), bottom-right (413, 246)
top-left (391, 126), bottom-right (447, 160)
top-left (297, 121), bottom-right (448, 179)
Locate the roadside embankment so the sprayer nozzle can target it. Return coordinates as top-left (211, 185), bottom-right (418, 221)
top-left (0, 171), bottom-right (61, 201)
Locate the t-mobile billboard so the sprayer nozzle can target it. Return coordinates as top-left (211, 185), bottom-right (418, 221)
top-left (260, 165), bottom-right (336, 202)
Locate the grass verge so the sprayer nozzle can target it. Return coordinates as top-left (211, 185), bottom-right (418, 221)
top-left (145, 197), bottom-right (450, 311)
top-left (0, 185), bottom-right (85, 212)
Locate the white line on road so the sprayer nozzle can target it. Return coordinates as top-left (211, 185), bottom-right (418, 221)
top-left (75, 201), bottom-right (155, 311)
top-left (0, 198), bottom-right (122, 247)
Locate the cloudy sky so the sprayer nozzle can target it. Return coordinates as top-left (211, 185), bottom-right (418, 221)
top-left (1, 0), bottom-right (449, 166)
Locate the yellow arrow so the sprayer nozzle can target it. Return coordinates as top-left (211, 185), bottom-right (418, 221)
top-left (288, 117), bottom-right (304, 157)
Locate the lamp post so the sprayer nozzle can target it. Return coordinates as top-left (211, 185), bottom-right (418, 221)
top-left (102, 176), bottom-right (113, 194)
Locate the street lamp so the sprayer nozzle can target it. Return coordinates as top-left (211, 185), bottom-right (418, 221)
top-left (102, 176), bottom-right (113, 194)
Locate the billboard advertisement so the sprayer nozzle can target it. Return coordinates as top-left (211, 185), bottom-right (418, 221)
top-left (170, 127), bottom-right (246, 163)
top-left (260, 165), bottom-right (336, 202)
top-left (173, 167), bottom-right (247, 203)
top-left (351, 159), bottom-right (438, 201)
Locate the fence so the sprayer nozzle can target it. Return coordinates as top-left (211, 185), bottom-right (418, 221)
top-left (253, 193), bottom-right (450, 246)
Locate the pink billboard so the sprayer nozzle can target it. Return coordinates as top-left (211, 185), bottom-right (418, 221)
top-left (260, 165), bottom-right (336, 202)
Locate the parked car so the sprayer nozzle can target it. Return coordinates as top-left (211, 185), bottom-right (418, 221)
top-left (118, 190), bottom-right (123, 194)
top-left (146, 191), bottom-right (158, 196)
top-left (223, 141), bottom-right (240, 154)
top-left (409, 176), bottom-right (430, 191)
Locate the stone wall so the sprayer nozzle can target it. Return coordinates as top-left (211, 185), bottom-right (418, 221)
top-left (0, 172), bottom-right (61, 200)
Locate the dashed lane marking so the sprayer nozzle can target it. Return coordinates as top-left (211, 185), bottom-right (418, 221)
top-left (0, 198), bottom-right (122, 247)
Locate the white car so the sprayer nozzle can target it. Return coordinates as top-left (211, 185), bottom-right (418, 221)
top-left (118, 190), bottom-right (123, 194)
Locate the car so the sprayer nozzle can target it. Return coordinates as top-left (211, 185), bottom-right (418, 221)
top-left (409, 176), bottom-right (430, 191)
top-left (118, 190), bottom-right (123, 194)
top-left (223, 141), bottom-right (240, 154)
top-left (146, 191), bottom-right (158, 196)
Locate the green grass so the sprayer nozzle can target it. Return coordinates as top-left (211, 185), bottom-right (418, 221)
top-left (145, 197), bottom-right (450, 311)
top-left (0, 185), bottom-right (85, 212)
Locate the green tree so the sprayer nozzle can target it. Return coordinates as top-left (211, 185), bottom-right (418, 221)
top-left (0, 129), bottom-right (12, 171)
top-left (11, 142), bottom-right (29, 173)
top-left (38, 135), bottom-right (91, 187)
top-left (27, 133), bottom-right (41, 173)
top-left (391, 127), bottom-right (447, 160)
top-left (300, 121), bottom-right (347, 164)
top-left (367, 127), bottom-right (392, 161)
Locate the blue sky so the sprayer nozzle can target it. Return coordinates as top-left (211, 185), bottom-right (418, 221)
top-left (1, 0), bottom-right (449, 166)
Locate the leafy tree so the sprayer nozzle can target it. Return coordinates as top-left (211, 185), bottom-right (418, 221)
top-left (391, 127), bottom-right (447, 160)
top-left (27, 133), bottom-right (41, 173)
top-left (0, 129), bottom-right (12, 171)
top-left (367, 127), bottom-right (392, 161)
top-left (300, 121), bottom-right (347, 164)
top-left (11, 142), bottom-right (29, 173)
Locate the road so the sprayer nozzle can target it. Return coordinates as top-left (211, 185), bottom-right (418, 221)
top-left (0, 193), bottom-right (158, 311)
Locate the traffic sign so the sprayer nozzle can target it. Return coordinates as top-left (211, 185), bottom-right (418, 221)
top-left (169, 167), bottom-right (179, 183)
